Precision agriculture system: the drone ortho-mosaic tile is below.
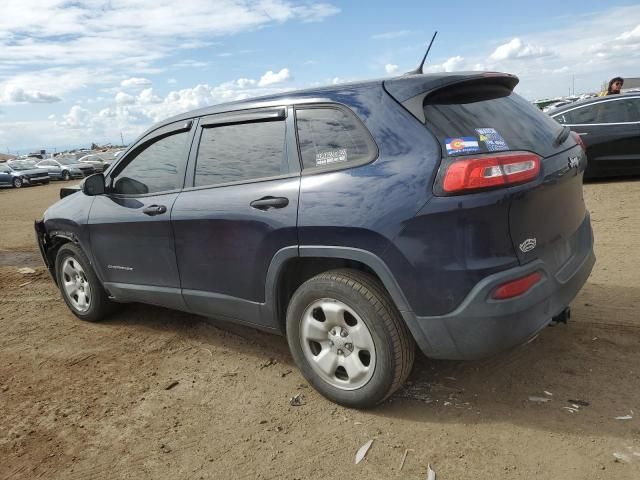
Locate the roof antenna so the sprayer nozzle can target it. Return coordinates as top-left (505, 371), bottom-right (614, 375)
top-left (405, 31), bottom-right (438, 75)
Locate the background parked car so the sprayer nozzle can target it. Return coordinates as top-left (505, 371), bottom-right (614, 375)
top-left (37, 156), bottom-right (96, 180)
top-left (78, 153), bottom-right (109, 172)
top-left (0, 162), bottom-right (50, 188)
top-left (551, 93), bottom-right (640, 178)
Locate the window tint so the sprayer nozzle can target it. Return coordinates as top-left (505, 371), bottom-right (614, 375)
top-left (559, 99), bottom-right (639, 125)
top-left (295, 107), bottom-right (376, 170)
top-left (424, 85), bottom-right (564, 158)
top-left (194, 120), bottom-right (287, 187)
top-left (113, 131), bottom-right (190, 195)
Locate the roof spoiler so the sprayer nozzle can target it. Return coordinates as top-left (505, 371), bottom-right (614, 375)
top-left (384, 72), bottom-right (519, 123)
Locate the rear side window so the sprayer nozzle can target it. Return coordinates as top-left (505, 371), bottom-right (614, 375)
top-left (295, 106), bottom-right (377, 170)
top-left (194, 121), bottom-right (287, 187)
top-left (424, 85), bottom-right (564, 158)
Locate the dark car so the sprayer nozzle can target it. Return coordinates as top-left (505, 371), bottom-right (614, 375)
top-left (1, 161), bottom-right (50, 187)
top-left (35, 71), bottom-right (595, 408)
top-left (550, 93), bottom-right (640, 178)
top-left (37, 157), bottom-right (96, 180)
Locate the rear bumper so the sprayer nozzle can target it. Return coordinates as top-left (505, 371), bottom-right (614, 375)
top-left (405, 218), bottom-right (595, 360)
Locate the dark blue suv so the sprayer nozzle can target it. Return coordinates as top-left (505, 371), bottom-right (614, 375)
top-left (35, 72), bottom-right (595, 408)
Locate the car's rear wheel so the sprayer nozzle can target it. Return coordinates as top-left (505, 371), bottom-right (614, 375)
top-left (61, 170), bottom-right (71, 181)
top-left (12, 177), bottom-right (23, 188)
top-left (286, 269), bottom-right (415, 408)
top-left (55, 243), bottom-right (115, 322)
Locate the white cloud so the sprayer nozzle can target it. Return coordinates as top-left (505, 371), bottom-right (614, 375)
top-left (372, 30), bottom-right (413, 40)
top-left (258, 68), bottom-right (291, 86)
top-left (167, 78), bottom-right (177, 84)
top-left (1, 85), bottom-right (61, 103)
top-left (120, 77), bottom-right (152, 89)
top-left (489, 38), bottom-right (551, 61)
top-left (58, 105), bottom-right (93, 129)
top-left (424, 56), bottom-right (467, 73)
top-left (441, 56), bottom-right (465, 72)
top-left (618, 24), bottom-right (640, 42)
top-left (115, 92), bottom-right (135, 105)
top-left (236, 78), bottom-right (256, 88)
top-left (172, 60), bottom-right (209, 69)
top-left (385, 64), bottom-right (399, 74)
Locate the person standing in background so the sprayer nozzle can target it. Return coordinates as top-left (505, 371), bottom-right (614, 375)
top-left (599, 77), bottom-right (624, 96)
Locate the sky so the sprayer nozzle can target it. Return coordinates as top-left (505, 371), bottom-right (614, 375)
top-left (0, 0), bottom-right (639, 154)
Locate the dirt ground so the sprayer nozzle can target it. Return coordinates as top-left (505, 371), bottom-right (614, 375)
top-left (1, 179), bottom-right (639, 480)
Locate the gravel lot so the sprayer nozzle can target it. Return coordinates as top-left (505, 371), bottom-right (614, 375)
top-left (1, 179), bottom-right (639, 479)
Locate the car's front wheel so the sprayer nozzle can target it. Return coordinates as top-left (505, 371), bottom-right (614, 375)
top-left (286, 269), bottom-right (415, 408)
top-left (12, 177), bottom-right (23, 188)
top-left (55, 243), bottom-right (115, 322)
top-left (61, 170), bottom-right (71, 181)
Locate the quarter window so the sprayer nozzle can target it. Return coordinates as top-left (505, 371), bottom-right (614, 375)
top-left (295, 107), bottom-right (376, 170)
top-left (194, 120), bottom-right (287, 187)
top-left (112, 130), bottom-right (190, 195)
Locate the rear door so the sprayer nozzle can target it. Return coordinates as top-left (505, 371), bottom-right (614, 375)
top-left (88, 120), bottom-right (195, 309)
top-left (171, 107), bottom-right (300, 329)
top-left (422, 83), bottom-right (587, 268)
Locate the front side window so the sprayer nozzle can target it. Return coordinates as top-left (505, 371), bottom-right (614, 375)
top-left (558, 99), bottom-right (639, 125)
top-left (112, 131), bottom-right (190, 195)
top-left (295, 107), bottom-right (376, 170)
top-left (194, 120), bottom-right (287, 187)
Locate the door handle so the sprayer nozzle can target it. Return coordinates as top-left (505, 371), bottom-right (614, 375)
top-left (143, 204), bottom-right (167, 216)
top-left (250, 196), bottom-right (289, 210)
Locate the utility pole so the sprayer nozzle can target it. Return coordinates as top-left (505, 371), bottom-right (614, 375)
top-left (572, 75), bottom-right (575, 96)
top-left (120, 131), bottom-right (125, 147)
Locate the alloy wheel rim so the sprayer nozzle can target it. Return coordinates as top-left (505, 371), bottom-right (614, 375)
top-left (299, 298), bottom-right (376, 390)
top-left (61, 257), bottom-right (92, 312)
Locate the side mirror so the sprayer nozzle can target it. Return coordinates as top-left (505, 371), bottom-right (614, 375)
top-left (82, 173), bottom-right (106, 196)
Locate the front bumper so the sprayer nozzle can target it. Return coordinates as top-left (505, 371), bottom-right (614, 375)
top-left (404, 219), bottom-right (595, 360)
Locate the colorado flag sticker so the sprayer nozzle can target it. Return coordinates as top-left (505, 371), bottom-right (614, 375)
top-left (445, 137), bottom-right (480, 155)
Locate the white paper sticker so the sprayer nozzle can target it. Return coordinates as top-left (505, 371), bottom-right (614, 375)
top-left (316, 148), bottom-right (347, 166)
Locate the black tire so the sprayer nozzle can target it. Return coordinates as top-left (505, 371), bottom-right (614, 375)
top-left (12, 177), bottom-right (23, 188)
top-left (62, 170), bottom-right (71, 181)
top-left (286, 269), bottom-right (415, 408)
top-left (55, 243), bottom-right (115, 322)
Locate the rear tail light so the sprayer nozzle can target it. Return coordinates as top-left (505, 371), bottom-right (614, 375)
top-left (492, 272), bottom-right (542, 300)
top-left (440, 152), bottom-right (541, 194)
top-left (571, 131), bottom-right (586, 152)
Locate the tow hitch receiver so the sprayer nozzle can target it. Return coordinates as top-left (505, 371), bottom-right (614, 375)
top-left (550, 307), bottom-right (571, 325)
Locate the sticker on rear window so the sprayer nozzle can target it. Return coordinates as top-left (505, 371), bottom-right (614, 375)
top-left (315, 148), bottom-right (347, 166)
top-left (475, 128), bottom-right (509, 152)
top-left (445, 137), bottom-right (480, 155)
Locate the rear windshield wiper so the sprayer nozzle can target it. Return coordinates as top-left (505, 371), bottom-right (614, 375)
top-left (554, 126), bottom-right (571, 147)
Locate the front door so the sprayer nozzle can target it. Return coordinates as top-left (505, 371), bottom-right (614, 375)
top-left (172, 107), bottom-right (300, 328)
top-left (88, 120), bottom-right (195, 310)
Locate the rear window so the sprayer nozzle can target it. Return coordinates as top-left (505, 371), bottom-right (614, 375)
top-left (424, 85), bottom-right (565, 158)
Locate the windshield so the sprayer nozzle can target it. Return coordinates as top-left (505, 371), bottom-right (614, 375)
top-left (57, 157), bottom-right (78, 165)
top-left (8, 161), bottom-right (37, 170)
